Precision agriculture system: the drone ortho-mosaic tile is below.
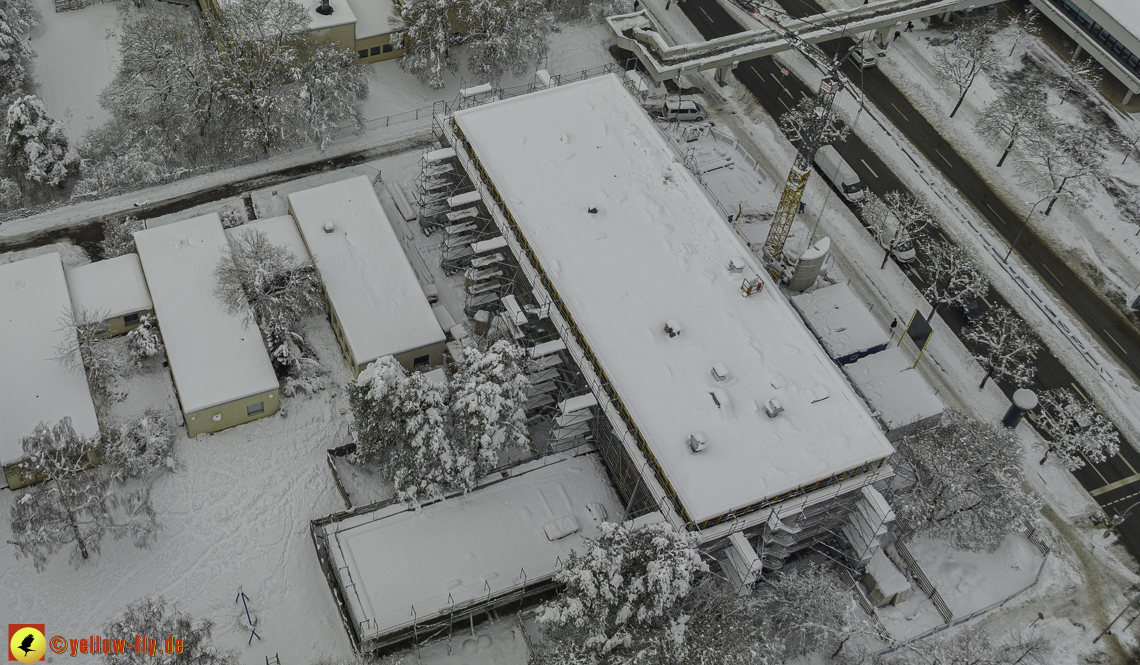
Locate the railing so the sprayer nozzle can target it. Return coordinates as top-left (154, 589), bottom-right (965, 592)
top-left (893, 538), bottom-right (954, 622)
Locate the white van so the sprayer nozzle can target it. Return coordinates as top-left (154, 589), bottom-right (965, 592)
top-left (852, 45), bottom-right (877, 68)
top-left (662, 99), bottom-right (707, 122)
top-left (814, 145), bottom-right (866, 203)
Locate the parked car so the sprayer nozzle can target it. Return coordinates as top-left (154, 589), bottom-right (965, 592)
top-left (662, 99), bottom-right (707, 122)
top-left (852, 45), bottom-right (877, 68)
top-left (814, 145), bottom-right (866, 203)
top-left (960, 296), bottom-right (983, 322)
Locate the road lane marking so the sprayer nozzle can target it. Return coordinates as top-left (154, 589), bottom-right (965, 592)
top-left (700, 6), bottom-right (713, 21)
top-left (980, 295), bottom-right (992, 307)
top-left (984, 203), bottom-right (1004, 224)
top-left (1104, 490), bottom-right (1140, 507)
top-left (1091, 472), bottom-right (1140, 497)
top-left (1104, 329), bottom-right (1128, 354)
top-left (910, 267), bottom-right (923, 282)
top-left (1043, 264), bottom-right (1063, 284)
top-left (939, 232), bottom-right (949, 242)
top-left (779, 97), bottom-right (790, 111)
top-left (890, 103), bottom-right (909, 121)
top-left (861, 159), bottom-right (879, 178)
top-left (1081, 452), bottom-right (1111, 485)
top-left (1121, 453), bottom-right (1138, 475)
top-left (800, 89), bottom-right (810, 98)
top-left (934, 148), bottom-right (952, 166)
top-left (1072, 382), bottom-right (1089, 400)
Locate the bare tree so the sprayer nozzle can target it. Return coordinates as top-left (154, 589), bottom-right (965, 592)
top-left (9, 419), bottom-right (159, 571)
top-left (1002, 4), bottom-right (1040, 57)
top-left (920, 239), bottom-right (989, 320)
top-left (55, 306), bottom-right (130, 401)
top-left (102, 596), bottom-right (238, 665)
top-left (978, 80), bottom-right (1046, 167)
top-left (882, 625), bottom-right (1051, 665)
top-left (933, 18), bottom-right (1000, 118)
top-left (1056, 50), bottom-right (1102, 106)
top-left (1019, 117), bottom-right (1108, 216)
top-left (100, 216), bottom-right (145, 259)
top-left (779, 95), bottom-right (851, 147)
top-left (861, 190), bottom-right (937, 269)
top-left (1117, 123), bottom-right (1140, 165)
top-left (891, 410), bottom-right (1039, 552)
top-left (1037, 387), bottom-right (1120, 470)
top-left (961, 305), bottom-right (1039, 389)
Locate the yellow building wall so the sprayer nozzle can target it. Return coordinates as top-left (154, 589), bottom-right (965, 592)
top-left (316, 22), bottom-right (358, 53)
top-left (95, 309), bottom-right (153, 339)
top-left (4, 448), bottom-right (101, 490)
top-left (354, 33), bottom-right (405, 64)
top-left (185, 390), bottom-right (280, 438)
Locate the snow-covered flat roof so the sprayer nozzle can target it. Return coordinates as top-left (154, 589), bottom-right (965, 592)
top-left (134, 214), bottom-right (279, 415)
top-left (453, 75), bottom-right (894, 524)
top-left (0, 253), bottom-right (100, 467)
top-left (64, 253), bottom-right (153, 320)
top-left (791, 283), bottom-right (890, 363)
top-left (1087, 0), bottom-right (1140, 42)
top-left (288, 176), bottom-right (445, 367)
top-left (843, 347), bottom-right (943, 434)
top-left (225, 216), bottom-right (312, 264)
top-left (344, 0), bottom-right (395, 39)
top-left (326, 452), bottom-right (623, 643)
top-left (220, 0), bottom-right (356, 30)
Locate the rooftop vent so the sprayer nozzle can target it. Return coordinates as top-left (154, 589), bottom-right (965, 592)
top-left (711, 363), bottom-right (729, 382)
top-left (663, 319), bottom-right (682, 338)
top-left (689, 432), bottom-right (708, 453)
top-left (323, 220), bottom-right (335, 233)
top-left (727, 256), bottom-right (745, 273)
top-left (316, 0), bottom-right (333, 15)
top-left (765, 398), bottom-right (784, 418)
top-left (587, 207), bottom-right (598, 214)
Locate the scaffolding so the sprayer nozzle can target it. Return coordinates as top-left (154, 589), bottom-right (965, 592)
top-left (413, 147), bottom-right (466, 235)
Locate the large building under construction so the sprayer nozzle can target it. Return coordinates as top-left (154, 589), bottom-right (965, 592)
top-left (442, 74), bottom-right (896, 577)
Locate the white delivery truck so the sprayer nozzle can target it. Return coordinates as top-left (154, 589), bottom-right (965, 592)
top-left (814, 145), bottom-right (866, 203)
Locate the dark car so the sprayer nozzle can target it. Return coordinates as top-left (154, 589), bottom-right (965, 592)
top-left (961, 296), bottom-right (983, 323)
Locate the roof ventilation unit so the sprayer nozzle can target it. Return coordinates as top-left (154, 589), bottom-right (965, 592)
top-left (323, 220), bottom-right (336, 233)
top-left (315, 0), bottom-right (333, 15)
top-left (765, 398), bottom-right (784, 418)
top-left (711, 363), bottom-right (729, 382)
top-left (663, 319), bottom-right (682, 338)
top-left (688, 432), bottom-right (708, 453)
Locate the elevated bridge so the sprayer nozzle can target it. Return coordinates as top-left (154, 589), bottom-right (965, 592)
top-left (606, 0), bottom-right (1004, 84)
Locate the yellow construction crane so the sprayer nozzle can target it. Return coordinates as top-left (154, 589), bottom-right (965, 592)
top-left (744, 11), bottom-right (859, 265)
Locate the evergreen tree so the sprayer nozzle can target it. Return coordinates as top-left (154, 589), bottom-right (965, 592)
top-left (0, 0), bottom-right (39, 106)
top-left (450, 341), bottom-right (530, 471)
top-left (464, 0), bottom-right (553, 84)
top-left (4, 95), bottom-right (77, 189)
top-left (389, 0), bottom-right (458, 90)
top-left (9, 419), bottom-right (159, 571)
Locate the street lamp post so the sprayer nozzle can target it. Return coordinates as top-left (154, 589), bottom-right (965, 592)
top-left (1003, 196), bottom-right (1051, 263)
top-left (1103, 499), bottom-right (1140, 537)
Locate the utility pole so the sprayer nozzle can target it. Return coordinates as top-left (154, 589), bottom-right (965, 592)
top-left (1093, 591), bottom-right (1140, 643)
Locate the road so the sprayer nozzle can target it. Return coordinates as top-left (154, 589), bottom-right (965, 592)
top-left (677, 0), bottom-right (1140, 556)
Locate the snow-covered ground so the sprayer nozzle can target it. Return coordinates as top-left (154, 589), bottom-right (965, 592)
top-left (27, 0), bottom-right (125, 142)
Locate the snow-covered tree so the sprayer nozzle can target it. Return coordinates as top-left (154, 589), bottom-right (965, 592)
top-left (1036, 387), bottom-right (1120, 470)
top-left (1019, 117), bottom-right (1108, 216)
top-left (861, 190), bottom-right (936, 269)
top-left (933, 17), bottom-right (1000, 117)
top-left (214, 228), bottom-right (323, 377)
top-left (0, 0), bottom-right (39, 106)
top-left (348, 358), bottom-right (467, 502)
top-left (978, 79), bottom-right (1046, 167)
top-left (0, 176), bottom-right (20, 208)
top-left (1055, 50), bottom-right (1102, 106)
top-left (100, 216), bottom-right (145, 259)
top-left (546, 0), bottom-right (632, 21)
top-left (890, 409), bottom-right (1039, 552)
top-left (102, 596), bottom-right (238, 665)
top-left (464, 0), bottom-right (553, 84)
top-left (961, 305), bottom-right (1039, 389)
top-left (919, 239), bottom-right (989, 320)
top-left (755, 563), bottom-right (872, 662)
top-left (450, 341), bottom-right (530, 471)
top-left (4, 95), bottom-right (77, 189)
top-left (1001, 3), bottom-right (1039, 57)
top-left (125, 313), bottom-right (164, 364)
top-left (535, 521), bottom-right (708, 661)
top-left (55, 306), bottom-right (130, 400)
top-left (9, 418), bottom-right (159, 571)
top-left (103, 408), bottom-right (176, 481)
top-left (882, 625), bottom-right (1051, 665)
top-left (779, 95), bottom-right (851, 148)
top-left (1117, 124), bottom-right (1140, 166)
top-left (390, 0), bottom-right (459, 90)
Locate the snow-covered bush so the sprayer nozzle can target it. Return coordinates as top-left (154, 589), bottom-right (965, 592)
top-left (73, 138), bottom-right (182, 200)
top-left (1037, 387), bottom-right (1120, 470)
top-left (961, 304), bottom-right (1039, 389)
top-left (9, 418), bottom-right (159, 571)
top-left (218, 206), bottom-right (246, 229)
top-left (0, 176), bottom-right (20, 208)
top-left (882, 625), bottom-right (1051, 665)
top-left (125, 313), bottom-right (164, 363)
top-left (103, 408), bottom-right (176, 481)
top-left (891, 409), bottom-right (1039, 552)
top-left (100, 216), bottom-right (145, 259)
top-left (349, 357), bottom-right (468, 501)
top-left (449, 341), bottom-right (530, 469)
top-left (102, 596), bottom-right (238, 665)
top-left (281, 356), bottom-right (326, 398)
top-left (4, 94), bottom-right (77, 189)
top-left (535, 521), bottom-right (707, 660)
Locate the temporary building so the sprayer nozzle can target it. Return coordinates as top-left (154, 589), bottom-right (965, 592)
top-left (65, 253), bottom-right (154, 337)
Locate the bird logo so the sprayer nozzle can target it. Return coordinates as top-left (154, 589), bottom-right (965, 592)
top-left (7, 625), bottom-right (45, 663)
